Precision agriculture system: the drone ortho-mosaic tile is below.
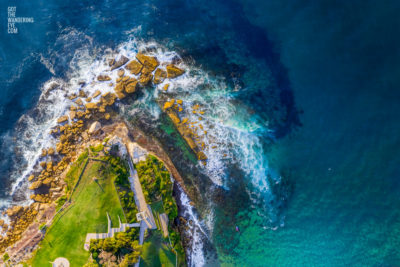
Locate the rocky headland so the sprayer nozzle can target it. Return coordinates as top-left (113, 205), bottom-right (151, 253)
top-left (0, 50), bottom-right (202, 265)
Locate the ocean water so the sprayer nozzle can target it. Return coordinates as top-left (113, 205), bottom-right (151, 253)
top-left (1, 0), bottom-right (400, 266)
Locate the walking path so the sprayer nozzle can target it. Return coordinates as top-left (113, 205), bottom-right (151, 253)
top-left (82, 139), bottom-right (157, 267)
top-left (127, 143), bottom-right (157, 230)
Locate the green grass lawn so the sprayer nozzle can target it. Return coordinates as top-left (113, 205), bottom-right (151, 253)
top-left (140, 230), bottom-right (176, 267)
top-left (31, 161), bottom-right (126, 266)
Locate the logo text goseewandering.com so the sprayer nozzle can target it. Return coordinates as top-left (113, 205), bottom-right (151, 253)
top-left (8, 6), bottom-right (34, 34)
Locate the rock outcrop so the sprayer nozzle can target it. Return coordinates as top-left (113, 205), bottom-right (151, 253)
top-left (85, 102), bottom-right (98, 110)
top-left (97, 75), bottom-right (112, 81)
top-left (125, 60), bottom-right (143, 75)
top-left (92, 90), bottom-right (101, 99)
top-left (166, 64), bottom-right (185, 78)
top-left (110, 55), bottom-right (129, 70)
top-left (57, 116), bottom-right (68, 124)
top-left (153, 68), bottom-right (167, 84)
top-left (88, 121), bottom-right (101, 134)
top-left (136, 53), bottom-right (159, 71)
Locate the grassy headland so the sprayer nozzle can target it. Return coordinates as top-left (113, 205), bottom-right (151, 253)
top-left (31, 153), bottom-right (127, 266)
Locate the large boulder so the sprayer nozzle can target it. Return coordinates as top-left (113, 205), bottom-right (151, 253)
top-left (88, 121), bottom-right (101, 134)
top-left (57, 116), bottom-right (69, 124)
top-left (85, 102), bottom-right (98, 110)
top-left (115, 91), bottom-right (126, 99)
top-left (139, 73), bottom-right (153, 85)
top-left (48, 147), bottom-right (55, 155)
top-left (30, 194), bottom-right (49, 203)
top-left (136, 53), bottom-right (159, 71)
top-left (125, 79), bottom-right (138, 94)
top-left (153, 68), bottom-right (167, 84)
top-left (29, 181), bottom-right (43, 190)
top-left (97, 75), bottom-right (111, 81)
top-left (169, 112), bottom-right (181, 124)
top-left (110, 55), bottom-right (129, 70)
top-left (166, 64), bottom-right (185, 78)
top-left (114, 81), bottom-right (125, 93)
top-left (118, 69), bottom-right (125, 77)
top-left (92, 90), bottom-right (101, 98)
top-left (6, 206), bottom-right (24, 217)
top-left (75, 98), bottom-right (84, 106)
top-left (69, 111), bottom-right (76, 120)
top-left (79, 90), bottom-right (87, 98)
top-left (163, 99), bottom-right (175, 110)
top-left (125, 60), bottom-right (143, 75)
top-left (41, 149), bottom-right (47, 157)
top-left (101, 92), bottom-right (117, 106)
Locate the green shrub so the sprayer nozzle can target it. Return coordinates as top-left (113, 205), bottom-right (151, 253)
top-left (89, 228), bottom-right (141, 264)
top-left (3, 253), bottom-right (9, 261)
top-left (39, 223), bottom-right (47, 231)
top-left (90, 144), bottom-right (104, 153)
top-left (55, 195), bottom-right (67, 211)
top-left (135, 155), bottom-right (178, 221)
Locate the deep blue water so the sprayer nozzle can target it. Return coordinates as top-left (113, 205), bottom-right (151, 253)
top-left (1, 0), bottom-right (400, 266)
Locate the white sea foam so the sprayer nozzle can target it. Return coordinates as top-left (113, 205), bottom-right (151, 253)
top-left (176, 184), bottom-right (209, 267)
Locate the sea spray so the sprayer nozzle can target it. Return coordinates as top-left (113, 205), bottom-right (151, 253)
top-left (174, 182), bottom-right (218, 266)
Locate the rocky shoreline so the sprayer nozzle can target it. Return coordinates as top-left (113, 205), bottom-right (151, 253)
top-left (0, 51), bottom-right (194, 264)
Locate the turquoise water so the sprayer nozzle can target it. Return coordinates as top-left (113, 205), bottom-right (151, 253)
top-left (0, 0), bottom-right (400, 266)
top-left (219, 0), bottom-right (400, 266)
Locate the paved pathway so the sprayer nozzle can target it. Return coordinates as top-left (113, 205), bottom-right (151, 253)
top-left (127, 143), bottom-right (157, 230)
top-left (82, 139), bottom-right (157, 267)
